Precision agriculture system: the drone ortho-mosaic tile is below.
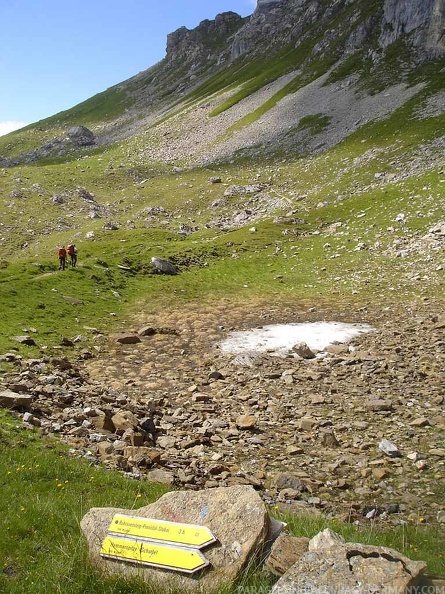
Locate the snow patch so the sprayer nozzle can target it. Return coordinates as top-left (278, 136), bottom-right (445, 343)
top-left (220, 321), bottom-right (373, 356)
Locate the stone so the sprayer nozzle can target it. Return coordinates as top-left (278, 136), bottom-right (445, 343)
top-left (236, 414), bottom-right (257, 429)
top-left (90, 412), bottom-right (115, 432)
top-left (0, 390), bottom-right (33, 409)
top-left (366, 399), bottom-right (393, 412)
top-left (372, 468), bottom-right (388, 480)
top-left (308, 528), bottom-right (345, 550)
top-left (145, 469), bottom-right (175, 485)
top-left (66, 126), bottom-right (95, 146)
top-left (273, 473), bottom-right (308, 493)
top-left (151, 257), bottom-right (177, 275)
top-left (320, 430), bottom-right (340, 447)
top-left (12, 335), bottom-right (37, 346)
top-left (113, 333), bottom-right (141, 345)
top-left (272, 531), bottom-right (426, 594)
top-left (124, 446), bottom-right (161, 466)
top-left (300, 417), bottom-right (317, 431)
top-left (379, 438), bottom-right (402, 458)
top-left (81, 486), bottom-right (269, 592)
top-left (138, 326), bottom-right (157, 336)
top-left (292, 342), bottom-right (316, 359)
top-left (265, 534), bottom-right (310, 576)
top-left (111, 410), bottom-right (138, 433)
top-left (411, 417), bottom-right (430, 427)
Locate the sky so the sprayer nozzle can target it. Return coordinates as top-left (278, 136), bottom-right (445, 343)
top-left (0, 0), bottom-right (256, 137)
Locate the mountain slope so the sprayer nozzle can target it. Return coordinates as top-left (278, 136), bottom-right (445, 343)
top-left (1, 0), bottom-right (444, 166)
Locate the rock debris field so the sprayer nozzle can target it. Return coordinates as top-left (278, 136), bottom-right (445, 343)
top-left (1, 298), bottom-right (444, 531)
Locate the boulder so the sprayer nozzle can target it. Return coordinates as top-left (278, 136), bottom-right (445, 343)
top-left (81, 485), bottom-right (269, 592)
top-left (292, 342), bottom-right (316, 359)
top-left (111, 410), bottom-right (138, 433)
top-left (236, 414), bottom-right (257, 429)
top-left (265, 534), bottom-right (310, 576)
top-left (151, 257), bottom-right (177, 275)
top-left (271, 529), bottom-right (426, 594)
top-left (66, 126), bottom-right (95, 146)
top-left (0, 390), bottom-right (33, 409)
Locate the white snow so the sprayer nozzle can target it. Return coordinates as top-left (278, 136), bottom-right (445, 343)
top-left (219, 321), bottom-right (373, 356)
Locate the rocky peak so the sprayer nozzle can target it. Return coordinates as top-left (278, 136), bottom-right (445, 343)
top-left (165, 11), bottom-right (245, 65)
top-left (232, 0), bottom-right (445, 61)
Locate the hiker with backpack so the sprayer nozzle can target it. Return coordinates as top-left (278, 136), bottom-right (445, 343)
top-left (67, 244), bottom-right (77, 267)
top-left (58, 246), bottom-right (67, 270)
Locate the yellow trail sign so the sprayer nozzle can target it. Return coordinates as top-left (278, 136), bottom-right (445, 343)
top-left (109, 514), bottom-right (216, 548)
top-left (100, 536), bottom-right (209, 574)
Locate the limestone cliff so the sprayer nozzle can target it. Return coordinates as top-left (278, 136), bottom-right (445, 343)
top-left (380, 0), bottom-right (445, 55)
top-left (231, 0), bottom-right (445, 60)
top-left (166, 12), bottom-right (246, 68)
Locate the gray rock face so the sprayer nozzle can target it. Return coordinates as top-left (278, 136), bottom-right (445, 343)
top-left (81, 486), bottom-right (269, 592)
top-left (166, 12), bottom-right (244, 66)
top-left (380, 0), bottom-right (445, 55)
top-left (232, 0), bottom-right (444, 60)
top-left (272, 529), bottom-right (426, 594)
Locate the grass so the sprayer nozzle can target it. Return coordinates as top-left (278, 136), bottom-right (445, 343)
top-left (0, 411), bottom-right (169, 594)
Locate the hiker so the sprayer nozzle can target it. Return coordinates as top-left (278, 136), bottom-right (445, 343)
top-left (67, 244), bottom-right (77, 267)
top-left (58, 246), bottom-right (67, 270)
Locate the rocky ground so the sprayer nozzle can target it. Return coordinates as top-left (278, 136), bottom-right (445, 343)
top-left (120, 72), bottom-right (429, 168)
top-left (1, 297), bottom-right (444, 531)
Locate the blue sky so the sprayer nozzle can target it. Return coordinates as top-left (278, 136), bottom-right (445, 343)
top-left (0, 0), bottom-right (255, 136)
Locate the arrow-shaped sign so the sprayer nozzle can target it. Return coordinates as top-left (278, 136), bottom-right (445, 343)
top-left (108, 514), bottom-right (216, 549)
top-left (100, 535), bottom-right (209, 574)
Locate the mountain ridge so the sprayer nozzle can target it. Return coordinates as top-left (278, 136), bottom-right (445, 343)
top-left (1, 0), bottom-right (444, 167)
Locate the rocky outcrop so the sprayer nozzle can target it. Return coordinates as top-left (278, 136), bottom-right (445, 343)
top-left (232, 0), bottom-right (445, 61)
top-left (232, 0), bottom-right (323, 59)
top-left (166, 12), bottom-right (245, 67)
top-left (2, 126), bottom-right (96, 167)
top-left (380, 0), bottom-right (445, 55)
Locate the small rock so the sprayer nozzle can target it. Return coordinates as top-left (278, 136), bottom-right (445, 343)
top-left (292, 342), bottom-right (316, 359)
top-left (366, 399), bottom-right (393, 412)
top-left (379, 438), bottom-right (401, 458)
top-left (236, 414), bottom-right (257, 429)
top-left (113, 333), bottom-right (141, 345)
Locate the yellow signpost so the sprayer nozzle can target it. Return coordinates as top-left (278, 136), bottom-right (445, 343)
top-left (108, 514), bottom-right (216, 548)
top-left (100, 535), bottom-right (209, 573)
top-left (101, 514), bottom-right (217, 574)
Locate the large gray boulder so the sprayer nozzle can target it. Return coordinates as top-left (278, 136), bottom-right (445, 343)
top-left (271, 529), bottom-right (426, 594)
top-left (66, 126), bottom-right (95, 146)
top-left (81, 485), bottom-right (269, 592)
top-left (151, 257), bottom-right (177, 275)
